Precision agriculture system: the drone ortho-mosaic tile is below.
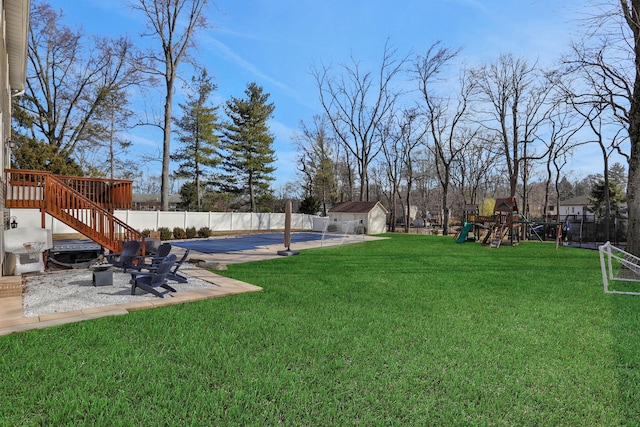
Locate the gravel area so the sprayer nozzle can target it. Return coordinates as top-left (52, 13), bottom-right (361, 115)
top-left (22, 266), bottom-right (217, 318)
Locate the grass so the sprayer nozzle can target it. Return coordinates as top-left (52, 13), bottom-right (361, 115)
top-left (0, 234), bottom-right (638, 425)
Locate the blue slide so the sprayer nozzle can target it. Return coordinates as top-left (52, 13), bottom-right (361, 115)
top-left (455, 222), bottom-right (473, 243)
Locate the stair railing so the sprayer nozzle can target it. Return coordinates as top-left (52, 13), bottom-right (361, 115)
top-left (5, 169), bottom-right (144, 254)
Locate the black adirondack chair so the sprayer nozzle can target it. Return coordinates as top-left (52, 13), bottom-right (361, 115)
top-left (104, 240), bottom-right (141, 272)
top-left (130, 254), bottom-right (177, 298)
top-left (134, 242), bottom-right (172, 271)
top-left (166, 249), bottom-right (190, 283)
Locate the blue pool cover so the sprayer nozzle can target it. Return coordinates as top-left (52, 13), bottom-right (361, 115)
top-left (171, 232), bottom-right (334, 254)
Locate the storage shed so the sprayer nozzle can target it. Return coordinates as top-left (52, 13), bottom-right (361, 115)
top-left (328, 201), bottom-right (388, 235)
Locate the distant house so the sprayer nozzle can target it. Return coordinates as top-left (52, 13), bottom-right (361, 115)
top-left (559, 196), bottom-right (595, 222)
top-left (328, 201), bottom-right (388, 234)
top-left (132, 194), bottom-right (182, 211)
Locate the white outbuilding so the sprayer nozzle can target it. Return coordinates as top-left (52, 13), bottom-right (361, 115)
top-left (328, 201), bottom-right (388, 235)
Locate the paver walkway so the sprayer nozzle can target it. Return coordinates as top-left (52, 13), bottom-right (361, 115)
top-left (0, 267), bottom-right (262, 336)
top-left (0, 234), bottom-right (376, 335)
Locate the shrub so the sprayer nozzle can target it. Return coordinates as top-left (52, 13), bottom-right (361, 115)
top-left (185, 226), bottom-right (197, 239)
top-left (173, 227), bottom-right (186, 239)
top-left (158, 227), bottom-right (172, 241)
top-left (141, 229), bottom-right (152, 237)
top-left (197, 227), bottom-right (212, 238)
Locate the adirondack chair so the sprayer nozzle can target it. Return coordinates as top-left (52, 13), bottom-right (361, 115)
top-left (104, 240), bottom-right (141, 272)
top-left (166, 249), bottom-right (190, 283)
top-left (133, 242), bottom-right (172, 271)
top-left (130, 254), bottom-right (177, 298)
top-left (129, 247), bottom-right (190, 283)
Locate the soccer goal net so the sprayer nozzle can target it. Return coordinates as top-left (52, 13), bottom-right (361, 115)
top-left (599, 241), bottom-right (640, 295)
top-left (320, 219), bottom-right (366, 247)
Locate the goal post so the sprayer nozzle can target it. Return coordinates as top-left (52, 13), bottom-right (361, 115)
top-left (599, 241), bottom-right (640, 295)
top-left (321, 219), bottom-right (366, 247)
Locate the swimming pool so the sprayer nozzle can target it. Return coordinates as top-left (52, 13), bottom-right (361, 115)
top-left (171, 232), bottom-right (331, 254)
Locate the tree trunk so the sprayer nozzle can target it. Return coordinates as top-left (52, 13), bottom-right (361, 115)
top-left (628, 143), bottom-right (640, 255)
top-left (627, 86), bottom-right (640, 252)
top-left (196, 164), bottom-right (202, 211)
top-left (441, 181), bottom-right (449, 235)
top-left (622, 0), bottom-right (640, 255)
top-left (603, 154), bottom-right (611, 242)
top-left (249, 172), bottom-right (256, 212)
top-left (161, 73), bottom-right (174, 211)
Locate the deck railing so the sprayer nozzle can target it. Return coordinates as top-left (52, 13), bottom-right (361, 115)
top-left (5, 169), bottom-right (132, 210)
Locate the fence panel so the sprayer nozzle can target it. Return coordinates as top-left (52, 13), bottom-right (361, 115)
top-left (231, 213), bottom-right (253, 231)
top-left (186, 212), bottom-right (210, 229)
top-left (115, 211), bottom-right (157, 231)
top-left (11, 209), bottom-right (316, 236)
top-left (209, 213), bottom-right (233, 231)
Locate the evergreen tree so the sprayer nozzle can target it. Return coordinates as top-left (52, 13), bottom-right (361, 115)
top-left (589, 179), bottom-right (626, 220)
top-left (298, 196), bottom-right (321, 214)
top-left (11, 133), bottom-right (82, 175)
top-left (172, 69), bottom-right (221, 211)
top-left (177, 181), bottom-right (198, 211)
top-left (220, 82), bottom-right (277, 212)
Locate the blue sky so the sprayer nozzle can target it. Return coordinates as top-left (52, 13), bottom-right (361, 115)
top-left (50, 0), bottom-right (614, 190)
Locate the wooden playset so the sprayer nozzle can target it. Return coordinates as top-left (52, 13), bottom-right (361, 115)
top-left (454, 197), bottom-right (561, 248)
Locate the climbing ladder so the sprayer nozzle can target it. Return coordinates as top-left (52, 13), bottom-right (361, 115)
top-left (490, 225), bottom-right (505, 248)
top-left (481, 222), bottom-right (505, 248)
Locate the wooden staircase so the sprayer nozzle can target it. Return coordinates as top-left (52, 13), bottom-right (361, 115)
top-left (5, 169), bottom-right (145, 254)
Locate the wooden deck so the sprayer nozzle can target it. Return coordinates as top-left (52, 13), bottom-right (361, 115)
top-left (5, 169), bottom-right (144, 254)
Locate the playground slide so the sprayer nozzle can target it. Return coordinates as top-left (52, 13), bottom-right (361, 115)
top-left (455, 222), bottom-right (473, 243)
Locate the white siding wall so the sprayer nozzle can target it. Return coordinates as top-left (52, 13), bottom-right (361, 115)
top-left (368, 206), bottom-right (388, 234)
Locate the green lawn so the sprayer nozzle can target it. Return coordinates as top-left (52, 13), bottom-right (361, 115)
top-left (1, 234), bottom-right (639, 425)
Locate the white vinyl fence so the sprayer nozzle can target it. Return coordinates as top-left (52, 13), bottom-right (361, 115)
top-left (10, 209), bottom-right (322, 235)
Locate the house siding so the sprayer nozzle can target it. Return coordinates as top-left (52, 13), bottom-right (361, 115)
top-left (0, 5), bottom-right (10, 273)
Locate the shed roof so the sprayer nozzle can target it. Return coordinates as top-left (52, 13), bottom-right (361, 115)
top-left (329, 201), bottom-right (388, 214)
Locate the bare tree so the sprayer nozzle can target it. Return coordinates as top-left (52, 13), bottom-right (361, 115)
top-left (379, 114), bottom-right (404, 232)
top-left (540, 99), bottom-right (583, 223)
top-left (93, 88), bottom-right (135, 179)
top-left (380, 109), bottom-right (427, 232)
top-left (132, 0), bottom-right (209, 211)
top-left (15, 1), bottom-right (145, 169)
top-left (472, 54), bottom-right (550, 204)
top-left (560, 0), bottom-right (639, 254)
top-left (413, 43), bottom-right (475, 235)
top-left (295, 115), bottom-right (337, 215)
top-left (313, 41), bottom-right (407, 201)
top-left (451, 129), bottom-right (499, 206)
top-left (574, 100), bottom-right (626, 240)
